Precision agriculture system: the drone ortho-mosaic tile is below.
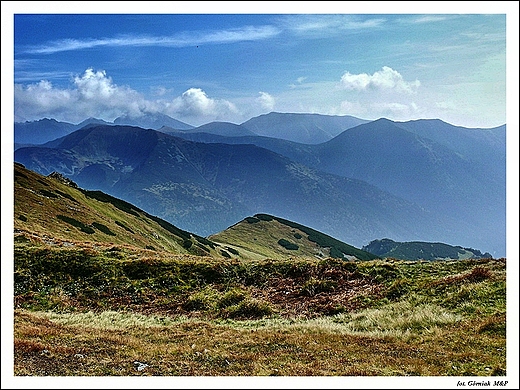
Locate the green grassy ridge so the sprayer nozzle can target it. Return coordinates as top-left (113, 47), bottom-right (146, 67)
top-left (212, 213), bottom-right (378, 261)
top-left (253, 214), bottom-right (378, 260)
top-left (362, 238), bottom-right (492, 260)
top-left (14, 162), bottom-right (219, 256)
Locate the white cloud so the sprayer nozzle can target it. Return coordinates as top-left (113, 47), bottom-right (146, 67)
top-left (18, 68), bottom-right (152, 122)
top-left (279, 15), bottom-right (386, 35)
top-left (256, 92), bottom-right (275, 111)
top-left (24, 26), bottom-right (281, 55)
top-left (410, 15), bottom-right (450, 24)
top-left (14, 69), bottom-right (237, 125)
top-left (340, 66), bottom-right (420, 94)
top-left (166, 88), bottom-right (238, 122)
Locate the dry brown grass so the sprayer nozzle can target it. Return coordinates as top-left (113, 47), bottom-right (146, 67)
top-left (13, 307), bottom-right (506, 377)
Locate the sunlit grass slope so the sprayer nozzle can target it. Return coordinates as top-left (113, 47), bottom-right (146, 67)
top-left (209, 214), bottom-right (378, 261)
top-left (14, 162), bottom-right (220, 257)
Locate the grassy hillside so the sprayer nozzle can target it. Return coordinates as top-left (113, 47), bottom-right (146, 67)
top-left (362, 238), bottom-right (493, 261)
top-left (14, 162), bottom-right (220, 257)
top-left (209, 214), bottom-right (378, 261)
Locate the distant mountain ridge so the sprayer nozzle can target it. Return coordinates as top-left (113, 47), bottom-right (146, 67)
top-left (362, 238), bottom-right (492, 261)
top-left (14, 113), bottom-right (194, 146)
top-left (14, 111), bottom-right (370, 147)
top-left (165, 117), bottom-right (505, 256)
top-left (241, 112), bottom-right (370, 144)
top-left (113, 112), bottom-right (194, 131)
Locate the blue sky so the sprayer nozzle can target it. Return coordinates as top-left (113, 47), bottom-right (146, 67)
top-left (4, 2), bottom-right (517, 129)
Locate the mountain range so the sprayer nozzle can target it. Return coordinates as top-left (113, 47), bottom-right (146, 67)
top-left (157, 117), bottom-right (506, 257)
top-left (14, 112), bottom-right (367, 147)
top-left (13, 112), bottom-right (506, 257)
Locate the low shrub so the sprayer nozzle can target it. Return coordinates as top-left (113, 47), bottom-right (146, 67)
top-left (278, 239), bottom-right (299, 251)
top-left (55, 190), bottom-right (78, 203)
top-left (92, 222), bottom-right (116, 236)
top-left (300, 278), bottom-right (337, 297)
top-left (115, 220), bottom-right (134, 233)
top-left (226, 247), bottom-right (239, 256)
top-left (39, 189), bottom-right (58, 198)
top-left (222, 298), bottom-right (273, 319)
top-left (184, 287), bottom-right (219, 311)
top-left (217, 288), bottom-right (247, 308)
top-left (56, 215), bottom-right (95, 234)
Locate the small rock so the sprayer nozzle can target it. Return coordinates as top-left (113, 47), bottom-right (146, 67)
top-left (133, 361), bottom-right (149, 371)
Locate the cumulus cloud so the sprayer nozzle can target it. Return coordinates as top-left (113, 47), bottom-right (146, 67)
top-left (166, 88), bottom-right (238, 120)
top-left (14, 68), bottom-right (149, 122)
top-left (256, 91), bottom-right (275, 111)
top-left (14, 68), bottom-right (238, 125)
top-left (340, 66), bottom-right (420, 93)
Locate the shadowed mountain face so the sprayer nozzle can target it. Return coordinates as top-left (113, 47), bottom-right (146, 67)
top-left (14, 124), bottom-right (469, 252)
top-left (14, 113), bottom-right (193, 147)
top-left (311, 119), bottom-right (505, 257)
top-left (164, 117), bottom-right (506, 257)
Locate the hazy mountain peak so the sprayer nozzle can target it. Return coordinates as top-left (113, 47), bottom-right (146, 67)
top-left (241, 112), bottom-right (370, 144)
top-left (113, 112), bottom-right (194, 130)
